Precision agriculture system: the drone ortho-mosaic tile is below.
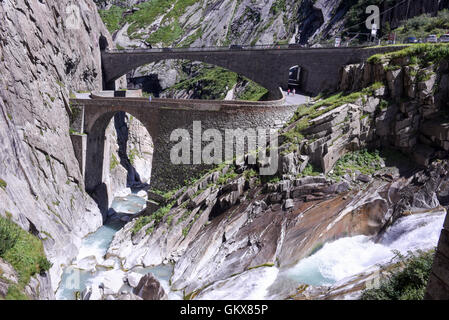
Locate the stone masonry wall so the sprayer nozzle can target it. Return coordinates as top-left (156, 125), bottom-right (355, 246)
top-left (77, 98), bottom-right (297, 192)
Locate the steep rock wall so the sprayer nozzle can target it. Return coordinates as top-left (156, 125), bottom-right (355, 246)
top-left (0, 0), bottom-right (114, 298)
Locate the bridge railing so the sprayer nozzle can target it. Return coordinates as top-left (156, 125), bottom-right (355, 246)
top-left (87, 88), bottom-right (286, 107)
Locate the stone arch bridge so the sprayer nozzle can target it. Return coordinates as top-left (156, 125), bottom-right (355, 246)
top-left (70, 94), bottom-right (296, 205)
top-left (101, 46), bottom-right (405, 99)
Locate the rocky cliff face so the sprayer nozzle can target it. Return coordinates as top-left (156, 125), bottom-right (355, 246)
top-left (0, 0), bottom-right (114, 298)
top-left (379, 0), bottom-right (449, 30)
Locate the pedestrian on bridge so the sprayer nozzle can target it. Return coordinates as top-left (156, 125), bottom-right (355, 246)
top-left (293, 88), bottom-right (296, 96)
top-left (149, 95), bottom-right (152, 103)
top-left (287, 89), bottom-right (291, 96)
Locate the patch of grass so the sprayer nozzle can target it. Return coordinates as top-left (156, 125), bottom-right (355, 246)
top-left (384, 65), bottom-right (401, 72)
top-left (178, 28), bottom-right (203, 47)
top-left (146, 22), bottom-right (184, 47)
top-left (5, 284), bottom-right (29, 300)
top-left (168, 65), bottom-right (239, 100)
top-left (132, 202), bottom-right (174, 235)
top-left (128, 148), bottom-right (140, 165)
top-left (244, 169), bottom-right (258, 181)
top-left (0, 216), bottom-right (52, 299)
top-left (0, 217), bottom-right (20, 256)
top-left (369, 43), bottom-right (449, 69)
top-left (299, 164), bottom-right (322, 178)
top-left (124, 0), bottom-right (197, 43)
top-left (361, 250), bottom-right (435, 300)
top-left (177, 209), bottom-right (192, 225)
top-left (151, 188), bottom-right (178, 202)
top-left (98, 5), bottom-right (126, 33)
top-left (285, 83), bottom-right (384, 141)
top-left (237, 80), bottom-right (269, 101)
top-left (329, 149), bottom-right (384, 179)
top-left (282, 129), bottom-right (305, 146)
top-left (367, 54), bottom-right (384, 64)
top-left (388, 9), bottom-right (449, 41)
top-left (261, 175), bottom-right (281, 185)
top-left (217, 169), bottom-right (238, 186)
top-left (182, 210), bottom-right (202, 237)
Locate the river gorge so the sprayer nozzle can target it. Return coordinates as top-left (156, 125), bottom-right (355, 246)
top-left (1, 0), bottom-right (449, 302)
top-left (54, 188), bottom-right (446, 300)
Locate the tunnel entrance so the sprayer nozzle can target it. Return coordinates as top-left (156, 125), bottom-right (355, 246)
top-left (288, 65), bottom-right (301, 91)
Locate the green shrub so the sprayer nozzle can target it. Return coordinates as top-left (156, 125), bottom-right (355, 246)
top-left (0, 216), bottom-right (52, 300)
top-left (0, 217), bottom-right (20, 256)
top-left (5, 284), bottom-right (29, 300)
top-left (329, 149), bottom-right (383, 178)
top-left (98, 5), bottom-right (126, 33)
top-left (132, 202), bottom-right (174, 235)
top-left (361, 250), bottom-right (435, 300)
top-left (217, 170), bottom-right (238, 185)
top-left (169, 65), bottom-right (239, 100)
top-left (299, 164), bottom-right (322, 178)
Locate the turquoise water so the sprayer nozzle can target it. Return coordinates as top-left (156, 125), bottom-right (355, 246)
top-left (55, 192), bottom-right (177, 300)
top-left (111, 194), bottom-right (147, 215)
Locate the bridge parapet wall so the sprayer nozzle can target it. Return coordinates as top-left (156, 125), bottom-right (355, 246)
top-left (90, 88), bottom-right (286, 106)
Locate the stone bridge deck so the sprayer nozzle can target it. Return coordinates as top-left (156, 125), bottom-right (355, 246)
top-left (102, 46), bottom-right (407, 99)
top-left (69, 94), bottom-right (298, 206)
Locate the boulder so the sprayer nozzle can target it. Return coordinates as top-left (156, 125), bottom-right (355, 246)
top-left (357, 174), bottom-right (372, 183)
top-left (133, 273), bottom-right (167, 300)
top-left (75, 256), bottom-right (98, 272)
top-left (126, 272), bottom-right (144, 288)
top-left (284, 199), bottom-right (294, 210)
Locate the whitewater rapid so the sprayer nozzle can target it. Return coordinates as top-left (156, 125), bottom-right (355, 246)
top-left (284, 210), bottom-right (445, 287)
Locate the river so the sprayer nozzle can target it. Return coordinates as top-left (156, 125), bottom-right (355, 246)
top-left (56, 190), bottom-right (445, 300)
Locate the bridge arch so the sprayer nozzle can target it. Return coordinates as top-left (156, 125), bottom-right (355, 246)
top-left (84, 109), bottom-right (156, 210)
top-left (126, 59), bottom-right (274, 99)
top-left (104, 56), bottom-right (273, 98)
